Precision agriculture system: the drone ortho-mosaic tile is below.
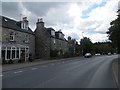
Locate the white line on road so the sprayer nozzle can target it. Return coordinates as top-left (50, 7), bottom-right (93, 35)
top-left (41, 65), bottom-right (47, 68)
top-left (62, 62), bottom-right (65, 63)
top-left (14, 71), bottom-right (23, 74)
top-left (31, 68), bottom-right (38, 70)
top-left (51, 64), bottom-right (55, 66)
top-left (0, 75), bottom-right (3, 77)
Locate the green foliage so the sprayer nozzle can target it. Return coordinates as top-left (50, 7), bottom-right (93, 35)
top-left (80, 37), bottom-right (93, 55)
top-left (8, 59), bottom-right (14, 64)
top-left (92, 42), bottom-right (116, 55)
top-left (107, 15), bottom-right (120, 53)
top-left (50, 50), bottom-right (59, 57)
top-left (2, 59), bottom-right (7, 64)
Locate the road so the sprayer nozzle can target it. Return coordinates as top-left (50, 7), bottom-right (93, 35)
top-left (2, 55), bottom-right (118, 88)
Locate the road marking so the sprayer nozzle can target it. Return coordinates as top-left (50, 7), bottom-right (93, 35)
top-left (51, 64), bottom-right (55, 66)
top-left (0, 75), bottom-right (3, 77)
top-left (14, 71), bottom-right (23, 74)
top-left (31, 68), bottom-right (38, 70)
top-left (57, 63), bottom-right (60, 64)
top-left (41, 65), bottom-right (47, 68)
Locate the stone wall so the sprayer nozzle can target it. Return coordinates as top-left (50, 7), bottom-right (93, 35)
top-left (35, 27), bottom-right (50, 59)
top-left (2, 27), bottom-right (35, 58)
top-left (50, 37), bottom-right (68, 54)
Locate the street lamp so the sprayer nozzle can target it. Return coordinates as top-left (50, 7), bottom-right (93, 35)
top-left (82, 32), bottom-right (84, 56)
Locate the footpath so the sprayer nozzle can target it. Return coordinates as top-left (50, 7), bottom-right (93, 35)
top-left (112, 57), bottom-right (120, 89)
top-left (2, 57), bottom-right (80, 72)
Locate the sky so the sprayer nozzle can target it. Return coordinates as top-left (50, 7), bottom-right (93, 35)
top-left (1, 0), bottom-right (120, 43)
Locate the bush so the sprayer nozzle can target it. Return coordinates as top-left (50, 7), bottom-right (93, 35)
top-left (50, 50), bottom-right (59, 57)
top-left (2, 59), bottom-right (7, 64)
top-left (29, 53), bottom-right (34, 62)
top-left (8, 59), bottom-right (14, 64)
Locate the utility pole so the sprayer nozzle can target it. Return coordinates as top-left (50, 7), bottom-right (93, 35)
top-left (82, 32), bottom-right (84, 56)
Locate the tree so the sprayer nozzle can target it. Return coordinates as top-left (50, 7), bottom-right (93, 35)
top-left (107, 15), bottom-right (120, 53)
top-left (80, 37), bottom-right (93, 55)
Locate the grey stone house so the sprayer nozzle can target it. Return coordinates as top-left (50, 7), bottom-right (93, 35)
top-left (47, 28), bottom-right (68, 55)
top-left (35, 18), bottom-right (69, 58)
top-left (0, 16), bottom-right (35, 62)
top-left (34, 18), bottom-right (50, 59)
top-left (0, 16), bottom-right (77, 62)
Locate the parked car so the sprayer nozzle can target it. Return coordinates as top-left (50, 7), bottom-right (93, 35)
top-left (84, 53), bottom-right (92, 58)
top-left (108, 53), bottom-right (111, 55)
top-left (95, 53), bottom-right (101, 56)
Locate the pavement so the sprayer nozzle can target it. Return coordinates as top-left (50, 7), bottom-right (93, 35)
top-left (2, 57), bottom-right (80, 72)
top-left (112, 57), bottom-right (120, 89)
top-left (2, 55), bottom-right (119, 88)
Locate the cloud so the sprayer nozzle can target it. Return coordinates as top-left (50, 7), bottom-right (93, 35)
top-left (1, 0), bottom-right (120, 43)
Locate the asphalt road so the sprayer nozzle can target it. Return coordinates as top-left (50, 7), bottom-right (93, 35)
top-left (2, 55), bottom-right (118, 88)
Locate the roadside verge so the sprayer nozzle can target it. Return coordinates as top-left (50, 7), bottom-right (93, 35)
top-left (112, 57), bottom-right (120, 89)
top-left (2, 57), bottom-right (81, 72)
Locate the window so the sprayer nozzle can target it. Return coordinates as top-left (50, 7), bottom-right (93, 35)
top-left (2, 47), bottom-right (5, 60)
top-left (6, 47), bottom-right (11, 60)
top-left (16, 48), bottom-right (19, 59)
top-left (59, 33), bottom-right (61, 38)
top-left (12, 47), bottom-right (15, 59)
top-left (53, 39), bottom-right (56, 44)
top-left (21, 23), bottom-right (25, 29)
top-left (51, 31), bottom-right (55, 36)
top-left (9, 32), bottom-right (15, 41)
top-left (25, 35), bottom-right (29, 43)
top-left (25, 47), bottom-right (29, 58)
top-left (21, 22), bottom-right (28, 30)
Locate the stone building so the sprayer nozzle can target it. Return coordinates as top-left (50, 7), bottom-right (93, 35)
top-left (0, 16), bottom-right (77, 62)
top-left (35, 18), bottom-right (68, 58)
top-left (34, 18), bottom-right (50, 59)
top-left (47, 28), bottom-right (68, 56)
top-left (0, 16), bottom-right (35, 62)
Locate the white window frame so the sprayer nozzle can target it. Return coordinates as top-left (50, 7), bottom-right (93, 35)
top-left (25, 35), bottom-right (29, 43)
top-left (53, 39), bottom-right (56, 44)
top-left (9, 32), bottom-right (15, 41)
top-left (0, 46), bottom-right (1, 60)
top-left (51, 30), bottom-right (55, 36)
top-left (3, 46), bottom-right (20, 60)
top-left (21, 23), bottom-right (25, 29)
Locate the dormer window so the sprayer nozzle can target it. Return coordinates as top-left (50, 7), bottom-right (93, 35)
top-left (21, 17), bottom-right (29, 30)
top-left (21, 23), bottom-right (25, 29)
top-left (51, 30), bottom-right (55, 37)
top-left (9, 32), bottom-right (15, 41)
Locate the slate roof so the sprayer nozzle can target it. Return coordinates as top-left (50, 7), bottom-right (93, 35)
top-left (0, 15), bottom-right (34, 35)
top-left (46, 27), bottom-right (67, 41)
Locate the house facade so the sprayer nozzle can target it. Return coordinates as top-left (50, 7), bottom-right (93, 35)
top-left (0, 16), bottom-right (77, 62)
top-left (0, 16), bottom-right (35, 62)
top-left (35, 18), bottom-right (69, 58)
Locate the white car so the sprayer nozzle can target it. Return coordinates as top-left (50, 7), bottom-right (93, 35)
top-left (95, 53), bottom-right (101, 56)
top-left (84, 53), bottom-right (92, 58)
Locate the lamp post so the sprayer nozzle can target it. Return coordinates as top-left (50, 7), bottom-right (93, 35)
top-left (82, 32), bottom-right (84, 56)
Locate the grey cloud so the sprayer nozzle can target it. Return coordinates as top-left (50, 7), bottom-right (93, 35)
top-left (2, 2), bottom-right (21, 19)
top-left (22, 2), bottom-right (67, 16)
top-left (70, 32), bottom-right (80, 40)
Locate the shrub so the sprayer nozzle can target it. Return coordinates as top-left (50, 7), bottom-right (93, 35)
top-left (29, 53), bottom-right (34, 62)
top-left (2, 59), bottom-right (7, 64)
top-left (8, 59), bottom-right (14, 64)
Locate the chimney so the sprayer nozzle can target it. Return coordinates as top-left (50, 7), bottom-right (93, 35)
top-left (118, 1), bottom-right (120, 15)
top-left (36, 18), bottom-right (44, 29)
top-left (68, 36), bottom-right (71, 42)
